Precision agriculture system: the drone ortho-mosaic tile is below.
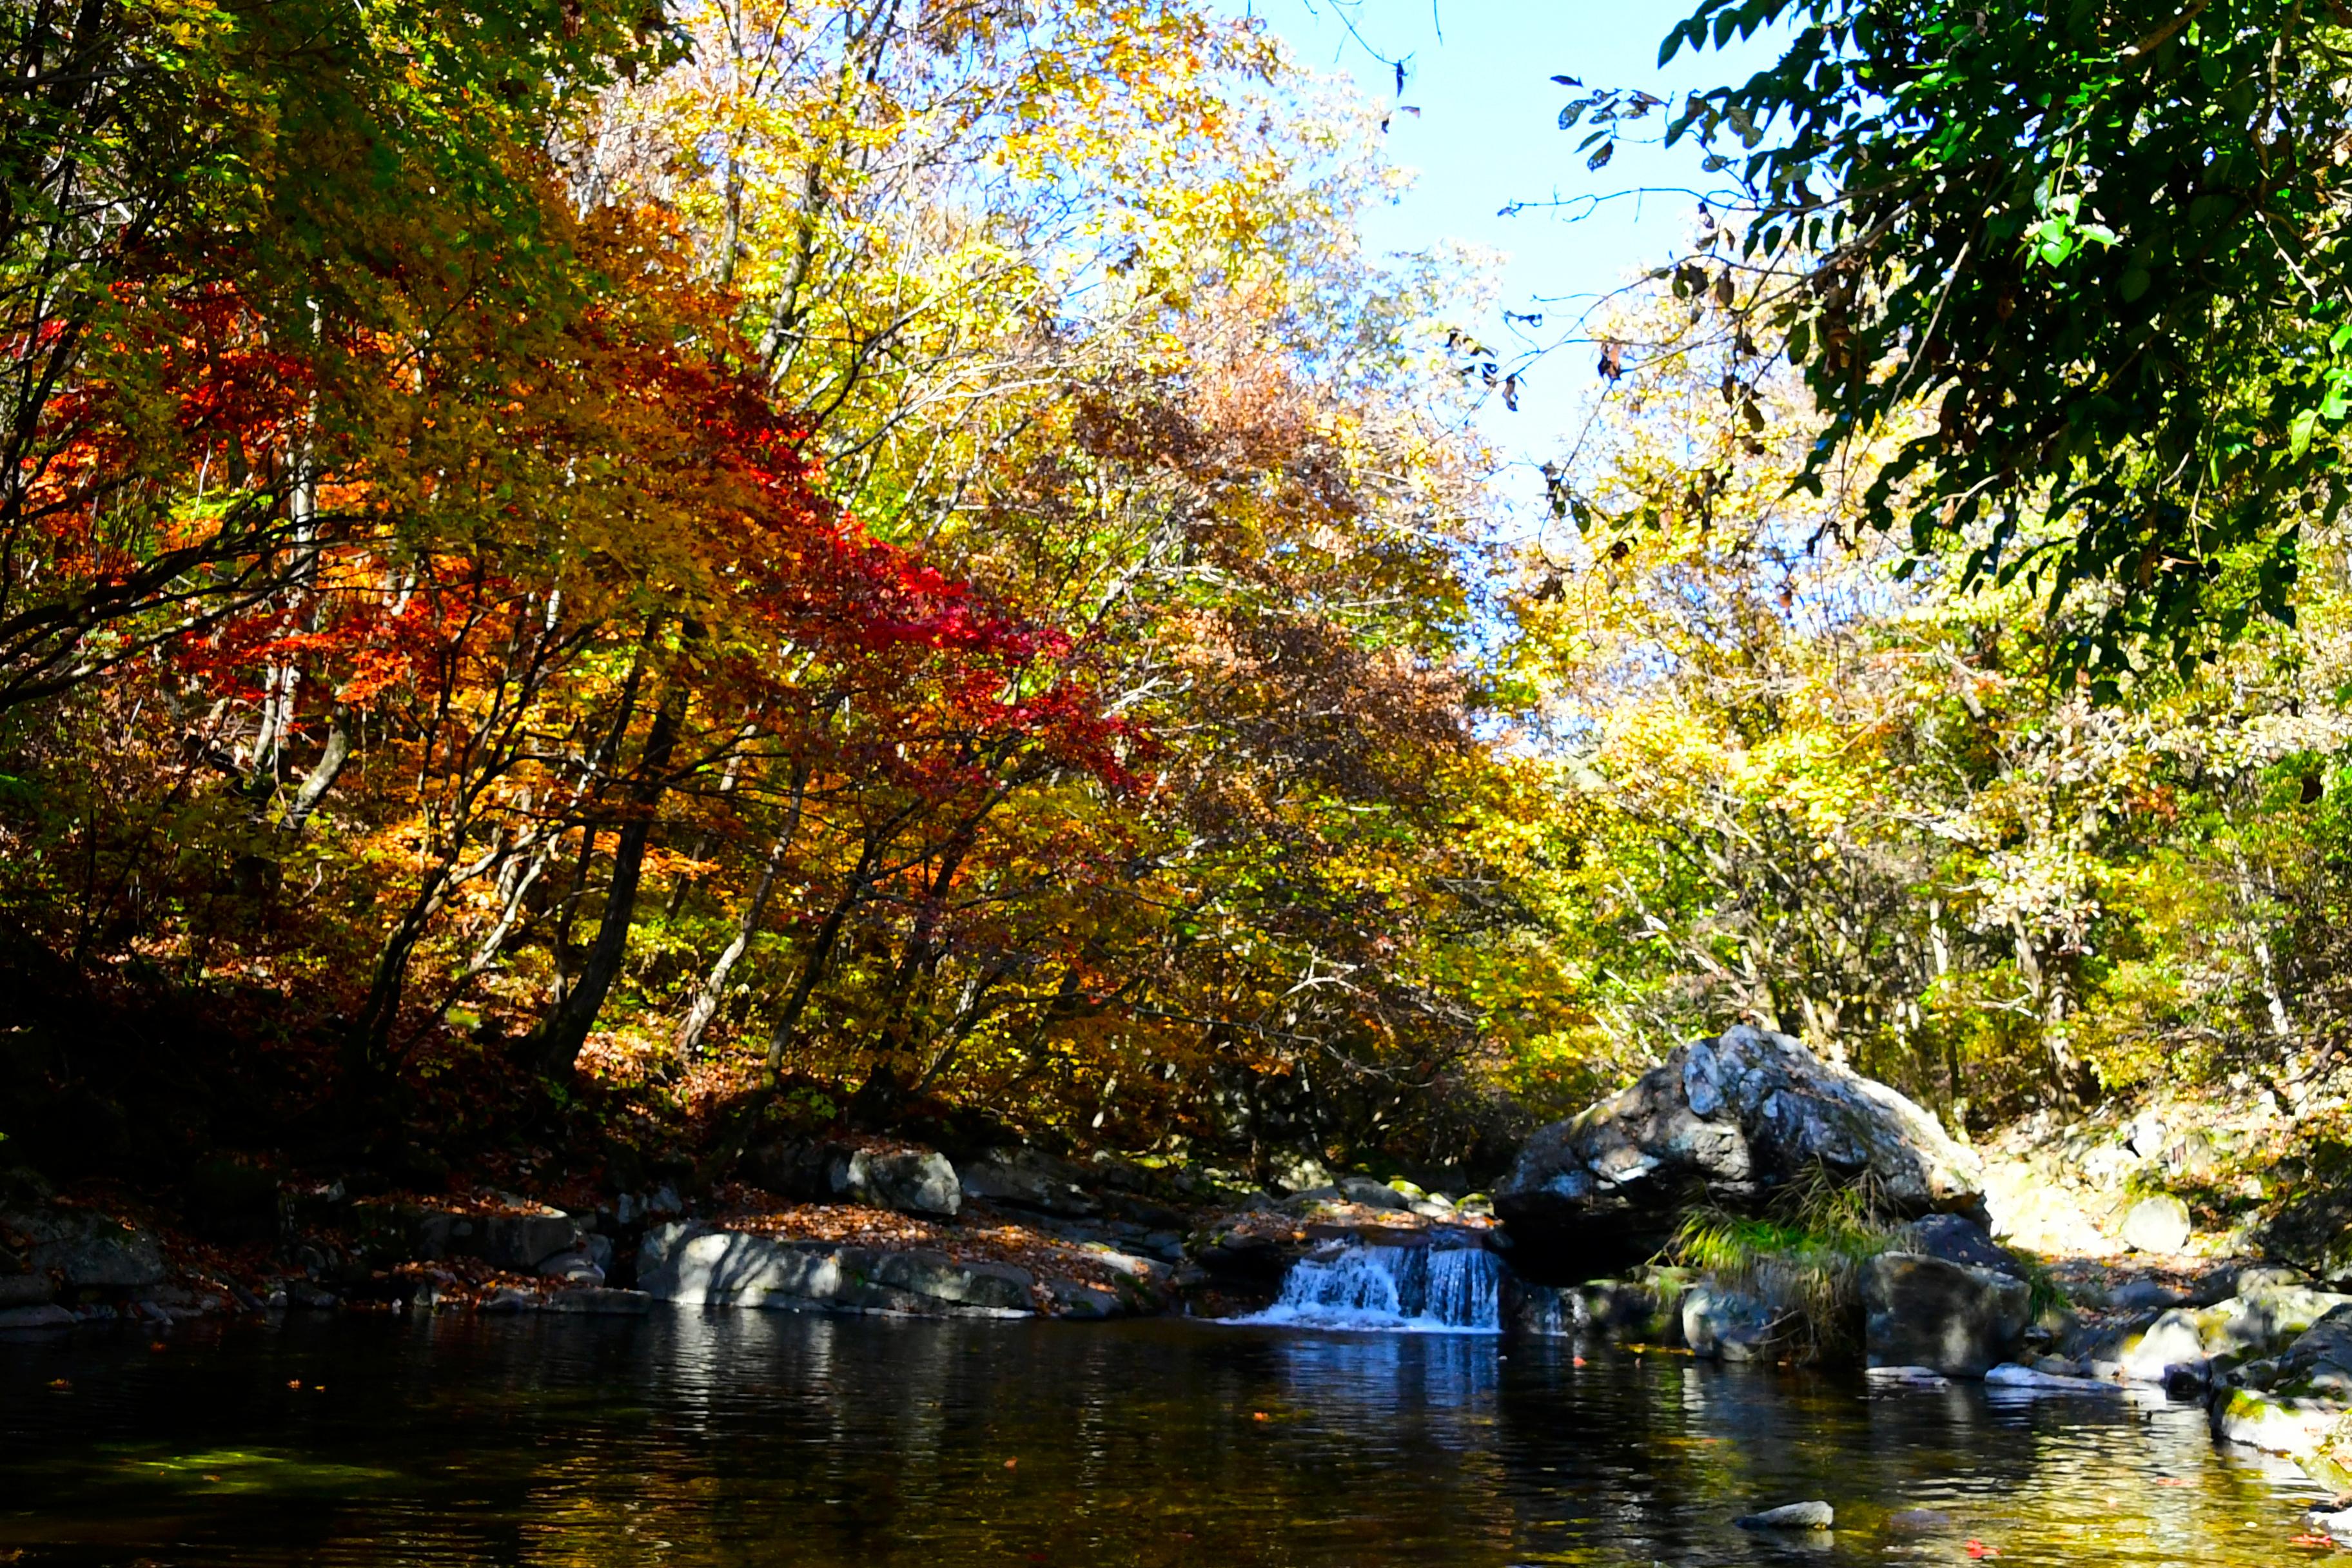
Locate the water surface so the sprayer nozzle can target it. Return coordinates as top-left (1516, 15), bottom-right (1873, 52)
top-left (0, 1311), bottom-right (2334, 1565)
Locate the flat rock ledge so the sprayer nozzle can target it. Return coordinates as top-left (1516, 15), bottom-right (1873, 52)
top-left (638, 1220), bottom-right (1164, 1320)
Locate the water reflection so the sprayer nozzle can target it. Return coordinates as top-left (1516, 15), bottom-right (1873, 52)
top-left (0, 1311), bottom-right (2337, 1566)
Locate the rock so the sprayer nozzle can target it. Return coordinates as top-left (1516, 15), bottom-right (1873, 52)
top-left (2120, 1308), bottom-right (2212, 1386)
top-left (2108, 1279), bottom-right (2184, 1311)
top-left (1496, 1026), bottom-right (1982, 1266)
top-left (1865, 1365), bottom-right (1952, 1388)
top-left (1506, 1271), bottom-right (1687, 1341)
top-left (2210, 1385), bottom-right (2340, 1455)
top-left (2208, 1284), bottom-right (2352, 1366)
top-left (1905, 1212), bottom-right (2023, 1277)
top-left (1981, 1161), bottom-right (2111, 1256)
top-left (1681, 1281), bottom-right (1774, 1361)
top-left (0, 1273), bottom-right (53, 1308)
top-left (2271, 1304), bottom-right (2352, 1399)
top-left (2162, 1132), bottom-right (2218, 1181)
top-left (2121, 1195), bottom-right (2191, 1255)
top-left (2233, 1264), bottom-right (2314, 1298)
top-left (1046, 1279), bottom-right (1123, 1318)
top-left (832, 1150), bottom-right (959, 1218)
top-left (3, 1207), bottom-right (166, 1289)
top-left (2099, 1287), bottom-right (2352, 1388)
top-left (749, 1139), bottom-right (961, 1218)
top-left (959, 1148), bottom-right (1099, 1217)
top-left (2124, 1111), bottom-right (2167, 1159)
top-left (286, 1282), bottom-right (340, 1309)
top-left (538, 1250), bottom-right (605, 1286)
top-left (545, 1287), bottom-right (652, 1315)
top-left (1888, 1509), bottom-right (1951, 1532)
top-left (640, 1224), bottom-right (1034, 1316)
top-left (1734, 1502), bottom-right (1833, 1530)
top-left (481, 1210), bottom-right (583, 1272)
top-left (354, 1200), bottom-right (581, 1272)
top-left (1984, 1362), bottom-right (2119, 1394)
top-left (479, 1286), bottom-right (542, 1313)
top-left (1268, 1155), bottom-right (1333, 1194)
top-left (0, 1304), bottom-right (74, 1332)
top-left (583, 1233), bottom-right (615, 1273)
top-left (1860, 1252), bottom-right (2030, 1378)
top-left (1338, 1177), bottom-right (1411, 1211)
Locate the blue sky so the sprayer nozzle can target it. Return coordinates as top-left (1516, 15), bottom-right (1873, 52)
top-left (1232, 0), bottom-right (1784, 511)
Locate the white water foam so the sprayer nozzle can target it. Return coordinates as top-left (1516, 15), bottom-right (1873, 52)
top-left (1231, 1243), bottom-right (1504, 1333)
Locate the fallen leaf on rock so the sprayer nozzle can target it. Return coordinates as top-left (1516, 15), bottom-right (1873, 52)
top-left (1965, 1541), bottom-right (2000, 1559)
top-left (2153, 1476), bottom-right (2191, 1487)
top-left (2290, 1534), bottom-right (2337, 1549)
top-left (46, 1378), bottom-right (69, 1390)
top-left (1003, 1458), bottom-right (1017, 1469)
top-left (1251, 1411), bottom-right (1269, 1422)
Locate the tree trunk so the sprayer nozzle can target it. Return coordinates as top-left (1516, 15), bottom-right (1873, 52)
top-left (761, 830), bottom-right (882, 1086)
top-left (536, 683), bottom-right (687, 1077)
top-left (674, 807), bottom-right (796, 1059)
top-left (280, 703), bottom-right (351, 831)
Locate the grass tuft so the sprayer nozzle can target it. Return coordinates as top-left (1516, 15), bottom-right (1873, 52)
top-left (1664, 1164), bottom-right (1904, 1362)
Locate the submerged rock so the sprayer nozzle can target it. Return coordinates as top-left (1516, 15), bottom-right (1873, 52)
top-left (1495, 1027), bottom-right (1982, 1268)
top-left (1735, 1501), bottom-right (1833, 1530)
top-left (1505, 1271), bottom-right (1687, 1342)
top-left (1984, 1362), bottom-right (2119, 1395)
top-left (1860, 1252), bottom-right (2029, 1378)
top-left (1682, 1281), bottom-right (1774, 1361)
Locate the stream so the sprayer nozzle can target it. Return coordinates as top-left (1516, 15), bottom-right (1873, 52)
top-left (1, 1292), bottom-right (2341, 1567)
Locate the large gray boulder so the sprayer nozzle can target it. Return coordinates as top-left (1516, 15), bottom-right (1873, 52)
top-left (349, 1200), bottom-right (581, 1273)
top-left (1861, 1251), bottom-right (2030, 1377)
top-left (1496, 1027), bottom-right (1983, 1266)
top-left (745, 1139), bottom-right (961, 1219)
top-left (959, 1148), bottom-right (1099, 1217)
top-left (832, 1150), bottom-right (959, 1218)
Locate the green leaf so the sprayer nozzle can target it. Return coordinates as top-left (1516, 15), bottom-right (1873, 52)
top-left (2119, 268), bottom-right (2151, 302)
top-left (2290, 407), bottom-right (2319, 460)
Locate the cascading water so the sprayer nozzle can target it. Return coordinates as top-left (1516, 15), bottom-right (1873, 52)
top-left (1234, 1244), bottom-right (1504, 1333)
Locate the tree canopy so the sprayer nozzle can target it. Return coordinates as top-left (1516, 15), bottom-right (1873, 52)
top-left (1642, 0), bottom-right (2352, 678)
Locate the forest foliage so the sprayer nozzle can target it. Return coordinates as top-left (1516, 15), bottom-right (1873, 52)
top-left (3, 0), bottom-right (2350, 1190)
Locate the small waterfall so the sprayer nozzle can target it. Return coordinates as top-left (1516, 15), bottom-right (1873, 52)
top-left (1235, 1244), bottom-right (1504, 1333)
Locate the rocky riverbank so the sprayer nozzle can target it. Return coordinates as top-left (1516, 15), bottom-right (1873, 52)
top-left (0, 1140), bottom-right (1499, 1331)
top-left (23, 1022), bottom-right (2352, 1537)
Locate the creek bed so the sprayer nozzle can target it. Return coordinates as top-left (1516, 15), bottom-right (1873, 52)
top-left (0, 1311), bottom-right (2338, 1565)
